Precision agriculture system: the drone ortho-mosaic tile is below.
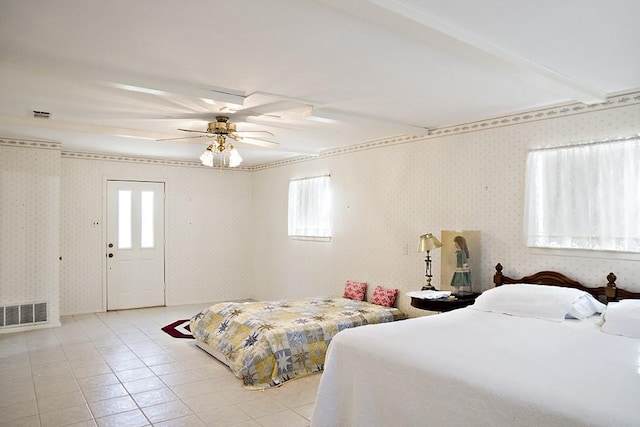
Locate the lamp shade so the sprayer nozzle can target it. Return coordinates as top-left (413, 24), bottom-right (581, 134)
top-left (199, 148), bottom-right (214, 167)
top-left (228, 148), bottom-right (243, 168)
top-left (417, 233), bottom-right (442, 252)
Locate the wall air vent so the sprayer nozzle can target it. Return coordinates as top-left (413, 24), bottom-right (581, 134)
top-left (0, 302), bottom-right (48, 328)
top-left (33, 110), bottom-right (51, 119)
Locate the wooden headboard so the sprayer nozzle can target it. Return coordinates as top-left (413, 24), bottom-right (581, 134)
top-left (492, 263), bottom-right (640, 302)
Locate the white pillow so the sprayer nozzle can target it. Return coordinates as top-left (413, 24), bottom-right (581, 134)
top-left (601, 300), bottom-right (640, 338)
top-left (470, 283), bottom-right (604, 322)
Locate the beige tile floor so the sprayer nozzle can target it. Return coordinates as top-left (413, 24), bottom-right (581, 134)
top-left (0, 304), bottom-right (320, 427)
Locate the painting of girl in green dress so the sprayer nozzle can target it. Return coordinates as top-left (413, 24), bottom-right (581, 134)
top-left (440, 230), bottom-right (480, 294)
top-left (450, 235), bottom-right (472, 294)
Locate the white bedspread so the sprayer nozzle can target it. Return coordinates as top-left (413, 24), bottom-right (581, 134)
top-left (312, 308), bottom-right (640, 427)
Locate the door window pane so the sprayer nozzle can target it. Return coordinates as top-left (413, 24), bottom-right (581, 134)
top-left (140, 191), bottom-right (155, 248)
top-left (118, 190), bottom-right (132, 249)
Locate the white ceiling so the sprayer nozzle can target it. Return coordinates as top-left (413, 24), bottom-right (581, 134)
top-left (1, 0), bottom-right (639, 166)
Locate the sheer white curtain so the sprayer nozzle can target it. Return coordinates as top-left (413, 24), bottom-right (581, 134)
top-left (288, 175), bottom-right (331, 238)
top-left (525, 138), bottom-right (640, 252)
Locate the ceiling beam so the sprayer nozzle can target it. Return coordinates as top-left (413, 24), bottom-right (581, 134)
top-left (323, 0), bottom-right (607, 105)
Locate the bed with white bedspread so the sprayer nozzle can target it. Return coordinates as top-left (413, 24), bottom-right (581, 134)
top-left (312, 264), bottom-right (640, 427)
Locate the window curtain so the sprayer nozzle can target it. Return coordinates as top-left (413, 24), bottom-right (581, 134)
top-left (288, 175), bottom-right (331, 238)
top-left (525, 138), bottom-right (640, 252)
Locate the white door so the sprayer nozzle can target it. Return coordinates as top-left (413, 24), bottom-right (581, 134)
top-left (106, 180), bottom-right (165, 310)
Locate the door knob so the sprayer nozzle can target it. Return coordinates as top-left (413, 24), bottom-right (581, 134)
top-left (108, 253), bottom-right (114, 258)
top-left (108, 243), bottom-right (114, 248)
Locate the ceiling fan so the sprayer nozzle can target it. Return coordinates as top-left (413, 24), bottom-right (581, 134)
top-left (158, 116), bottom-right (279, 168)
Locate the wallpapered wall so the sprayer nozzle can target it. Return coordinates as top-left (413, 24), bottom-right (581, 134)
top-left (0, 141), bottom-right (61, 329)
top-left (251, 100), bottom-right (640, 317)
top-left (2, 96), bottom-right (639, 320)
top-left (60, 157), bottom-right (254, 314)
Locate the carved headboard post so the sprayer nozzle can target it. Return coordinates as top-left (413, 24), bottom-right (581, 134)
top-left (493, 263), bottom-right (504, 287)
top-left (605, 272), bottom-right (618, 302)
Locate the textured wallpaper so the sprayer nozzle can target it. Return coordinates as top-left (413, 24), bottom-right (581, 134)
top-left (251, 98), bottom-right (640, 317)
top-left (60, 158), bottom-right (254, 314)
top-left (3, 94), bottom-right (639, 319)
top-left (0, 141), bottom-right (61, 330)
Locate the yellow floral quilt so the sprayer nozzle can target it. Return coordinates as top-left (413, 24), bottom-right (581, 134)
top-left (190, 297), bottom-right (406, 389)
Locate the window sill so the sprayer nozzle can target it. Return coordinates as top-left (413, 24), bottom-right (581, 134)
top-left (289, 236), bottom-right (331, 242)
top-left (528, 247), bottom-right (640, 261)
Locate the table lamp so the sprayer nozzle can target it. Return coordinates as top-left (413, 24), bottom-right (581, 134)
top-left (417, 233), bottom-right (442, 290)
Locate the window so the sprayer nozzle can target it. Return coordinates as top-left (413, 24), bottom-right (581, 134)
top-left (288, 175), bottom-right (331, 239)
top-left (140, 191), bottom-right (155, 248)
top-left (117, 190), bottom-right (132, 249)
top-left (524, 138), bottom-right (640, 252)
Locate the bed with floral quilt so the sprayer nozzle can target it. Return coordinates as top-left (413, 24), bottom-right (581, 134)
top-left (189, 297), bottom-right (406, 389)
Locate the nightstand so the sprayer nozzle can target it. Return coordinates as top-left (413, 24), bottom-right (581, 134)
top-left (410, 293), bottom-right (480, 312)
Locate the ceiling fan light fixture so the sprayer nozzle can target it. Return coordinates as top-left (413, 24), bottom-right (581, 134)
top-left (214, 134), bottom-right (224, 148)
top-left (229, 147), bottom-right (243, 168)
top-left (199, 145), bottom-right (215, 167)
top-left (171, 116), bottom-right (269, 168)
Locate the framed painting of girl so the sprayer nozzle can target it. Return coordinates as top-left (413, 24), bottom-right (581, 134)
top-left (440, 230), bottom-right (481, 295)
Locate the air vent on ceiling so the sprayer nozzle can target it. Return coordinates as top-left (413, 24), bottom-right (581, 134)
top-left (33, 110), bottom-right (51, 119)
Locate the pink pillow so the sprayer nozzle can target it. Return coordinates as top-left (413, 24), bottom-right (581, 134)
top-left (343, 280), bottom-right (367, 301)
top-left (371, 285), bottom-right (399, 307)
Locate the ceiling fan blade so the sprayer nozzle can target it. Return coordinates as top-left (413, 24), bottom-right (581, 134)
top-left (235, 130), bottom-right (276, 137)
top-left (309, 108), bottom-right (430, 136)
top-left (240, 137), bottom-right (280, 149)
top-left (178, 128), bottom-right (209, 134)
top-left (156, 135), bottom-right (208, 142)
top-left (242, 100), bottom-right (310, 116)
top-left (81, 111), bottom-right (217, 121)
top-left (159, 112), bottom-right (217, 121)
top-left (242, 93), bottom-right (315, 115)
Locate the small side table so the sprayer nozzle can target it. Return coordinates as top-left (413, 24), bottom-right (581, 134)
top-left (410, 293), bottom-right (481, 312)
